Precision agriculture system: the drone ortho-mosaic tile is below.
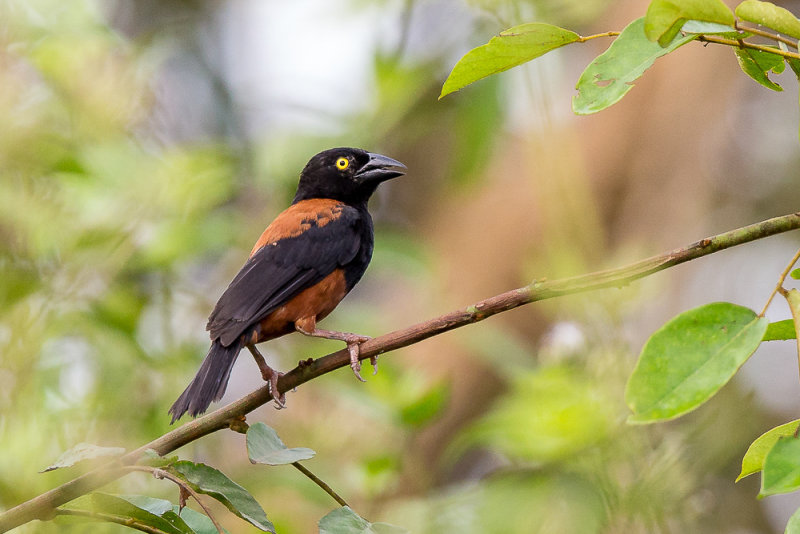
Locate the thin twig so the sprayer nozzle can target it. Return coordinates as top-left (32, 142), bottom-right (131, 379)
top-left (291, 462), bottom-right (349, 507)
top-left (53, 508), bottom-right (170, 534)
top-left (123, 466), bottom-right (225, 534)
top-left (697, 34), bottom-right (800, 60)
top-left (735, 22), bottom-right (799, 49)
top-left (578, 31), bottom-right (621, 42)
top-left (2, 211), bottom-right (800, 533)
top-left (760, 248), bottom-right (800, 316)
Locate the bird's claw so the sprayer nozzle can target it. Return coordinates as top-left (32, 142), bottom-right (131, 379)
top-left (345, 335), bottom-right (378, 382)
top-left (264, 369), bottom-right (286, 409)
top-left (349, 343), bottom-right (366, 382)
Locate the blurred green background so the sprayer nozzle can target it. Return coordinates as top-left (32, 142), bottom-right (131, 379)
top-left (2, 0), bottom-right (800, 532)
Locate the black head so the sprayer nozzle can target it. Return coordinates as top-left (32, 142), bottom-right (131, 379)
top-left (293, 147), bottom-right (406, 205)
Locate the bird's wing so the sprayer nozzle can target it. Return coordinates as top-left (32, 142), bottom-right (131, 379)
top-left (207, 200), bottom-right (365, 346)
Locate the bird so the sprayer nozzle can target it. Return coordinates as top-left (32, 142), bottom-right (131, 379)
top-left (168, 148), bottom-right (406, 423)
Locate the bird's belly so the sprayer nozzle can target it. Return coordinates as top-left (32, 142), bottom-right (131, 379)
top-left (255, 269), bottom-right (349, 342)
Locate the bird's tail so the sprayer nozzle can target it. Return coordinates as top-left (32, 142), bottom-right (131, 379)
top-left (169, 338), bottom-right (244, 423)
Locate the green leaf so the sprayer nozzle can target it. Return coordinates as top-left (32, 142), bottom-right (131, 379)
top-left (791, 268), bottom-right (800, 280)
top-left (763, 319), bottom-right (797, 341)
top-left (440, 23), bottom-right (580, 98)
top-left (246, 422), bottom-right (315, 466)
top-left (41, 442), bottom-right (125, 472)
top-left (169, 461), bottom-right (275, 532)
top-left (399, 380), bottom-right (449, 428)
top-left (64, 493), bottom-right (191, 534)
top-left (734, 47), bottom-right (786, 91)
top-left (644, 0), bottom-right (735, 46)
top-left (681, 20), bottom-right (741, 38)
top-left (573, 18), bottom-right (697, 115)
top-left (736, 0), bottom-right (800, 40)
top-left (123, 495), bottom-right (228, 534)
top-left (318, 507), bottom-right (408, 534)
top-left (761, 435), bottom-right (800, 496)
top-left (785, 289), bottom-right (800, 346)
top-left (787, 506), bottom-right (800, 534)
top-left (738, 420), bottom-right (800, 481)
top-left (625, 302), bottom-right (767, 423)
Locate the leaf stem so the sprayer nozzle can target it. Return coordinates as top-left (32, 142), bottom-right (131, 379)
top-left (759, 248), bottom-right (800, 317)
top-left (578, 31), bottom-right (621, 42)
top-left (290, 462), bottom-right (349, 507)
top-left (2, 211), bottom-right (800, 533)
top-left (697, 34), bottom-right (800, 60)
top-left (123, 465), bottom-right (225, 534)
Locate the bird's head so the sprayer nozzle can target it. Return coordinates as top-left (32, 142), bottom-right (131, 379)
top-left (293, 148), bottom-right (406, 205)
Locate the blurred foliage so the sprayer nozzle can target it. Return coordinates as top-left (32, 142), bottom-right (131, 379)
top-left (0, 0), bottom-right (791, 533)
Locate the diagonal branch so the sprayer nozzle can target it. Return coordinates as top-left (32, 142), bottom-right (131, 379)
top-left (2, 211), bottom-right (800, 533)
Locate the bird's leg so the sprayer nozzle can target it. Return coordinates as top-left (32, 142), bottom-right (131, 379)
top-left (246, 344), bottom-right (286, 409)
top-left (294, 321), bottom-right (374, 382)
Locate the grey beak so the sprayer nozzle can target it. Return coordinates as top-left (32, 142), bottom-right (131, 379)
top-left (355, 152), bottom-right (407, 183)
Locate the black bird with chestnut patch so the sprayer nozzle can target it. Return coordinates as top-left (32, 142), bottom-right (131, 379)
top-left (169, 148), bottom-right (406, 422)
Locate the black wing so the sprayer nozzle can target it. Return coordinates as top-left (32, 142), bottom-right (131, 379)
top-left (207, 206), bottom-right (366, 346)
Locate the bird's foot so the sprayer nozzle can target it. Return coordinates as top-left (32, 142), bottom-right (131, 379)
top-left (342, 333), bottom-right (372, 382)
top-left (266, 369), bottom-right (286, 409)
top-left (247, 344), bottom-right (286, 409)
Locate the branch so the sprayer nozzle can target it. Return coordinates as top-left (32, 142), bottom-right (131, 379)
top-left (2, 211), bottom-right (800, 533)
top-left (735, 22), bottom-right (799, 49)
top-left (697, 34), bottom-right (800, 60)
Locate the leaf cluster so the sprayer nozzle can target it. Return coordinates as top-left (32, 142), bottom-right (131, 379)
top-left (441, 0), bottom-right (800, 136)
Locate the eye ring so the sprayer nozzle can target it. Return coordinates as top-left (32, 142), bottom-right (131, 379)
top-left (335, 157), bottom-right (349, 171)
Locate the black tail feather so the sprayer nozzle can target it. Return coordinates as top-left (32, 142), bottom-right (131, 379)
top-left (169, 338), bottom-right (244, 423)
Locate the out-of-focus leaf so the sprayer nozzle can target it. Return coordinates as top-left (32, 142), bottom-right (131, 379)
top-left (787, 505), bottom-right (800, 534)
top-left (90, 286), bottom-right (146, 336)
top-left (399, 380), bottom-right (449, 428)
top-left (461, 365), bottom-right (617, 463)
top-left (478, 473), bottom-right (605, 534)
top-left (761, 435), bottom-right (800, 496)
top-left (736, 0), bottom-right (800, 40)
top-left (0, 260), bottom-right (40, 306)
top-left (123, 495), bottom-right (228, 534)
top-left (169, 461), bottom-right (274, 532)
top-left (440, 23), bottom-right (579, 98)
top-left (41, 442), bottom-right (125, 472)
top-left (763, 319), bottom-right (797, 341)
top-left (626, 302), bottom-right (767, 423)
top-left (318, 506), bottom-right (408, 534)
top-left (791, 268), bottom-right (800, 280)
top-left (734, 47), bottom-right (785, 91)
top-left (63, 493), bottom-right (192, 534)
top-left (573, 18), bottom-right (696, 115)
top-left (246, 422), bottom-right (315, 466)
top-left (644, 0), bottom-right (734, 45)
top-left (738, 420), bottom-right (800, 481)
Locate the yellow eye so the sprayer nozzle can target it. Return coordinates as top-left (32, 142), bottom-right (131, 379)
top-left (335, 157), bottom-right (349, 171)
